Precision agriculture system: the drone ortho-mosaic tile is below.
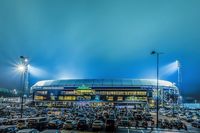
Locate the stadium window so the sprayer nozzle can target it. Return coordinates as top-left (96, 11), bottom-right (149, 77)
top-left (59, 96), bottom-right (63, 100)
top-left (107, 96), bottom-right (113, 101)
top-left (63, 96), bottom-right (76, 101)
top-left (35, 96), bottom-right (43, 100)
top-left (117, 96), bottom-right (123, 101)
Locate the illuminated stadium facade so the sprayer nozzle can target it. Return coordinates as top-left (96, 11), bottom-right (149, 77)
top-left (31, 79), bottom-right (180, 108)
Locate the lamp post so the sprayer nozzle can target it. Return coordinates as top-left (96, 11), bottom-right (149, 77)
top-left (18, 56), bottom-right (29, 118)
top-left (151, 51), bottom-right (163, 128)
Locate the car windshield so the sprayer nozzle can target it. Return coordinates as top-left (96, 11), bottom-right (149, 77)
top-left (18, 120), bottom-right (25, 123)
top-left (79, 120), bottom-right (86, 122)
top-left (107, 120), bottom-right (114, 124)
top-left (50, 120), bottom-right (57, 123)
top-left (29, 119), bottom-right (37, 123)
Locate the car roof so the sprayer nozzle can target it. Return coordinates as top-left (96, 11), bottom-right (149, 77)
top-left (0, 125), bottom-right (16, 129)
top-left (17, 129), bottom-right (36, 132)
top-left (40, 130), bottom-right (61, 133)
top-left (66, 120), bottom-right (73, 122)
top-left (94, 120), bottom-right (103, 122)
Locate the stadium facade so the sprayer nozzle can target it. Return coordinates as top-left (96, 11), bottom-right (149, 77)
top-left (31, 79), bottom-right (180, 108)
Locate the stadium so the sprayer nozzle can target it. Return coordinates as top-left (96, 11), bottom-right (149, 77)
top-left (31, 79), bottom-right (180, 108)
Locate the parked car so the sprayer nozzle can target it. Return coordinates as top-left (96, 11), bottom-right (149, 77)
top-left (0, 125), bottom-right (18, 133)
top-left (92, 120), bottom-right (104, 130)
top-left (17, 118), bottom-right (29, 129)
top-left (191, 120), bottom-right (200, 128)
top-left (47, 119), bottom-right (63, 129)
top-left (6, 119), bottom-right (18, 125)
top-left (105, 119), bottom-right (118, 131)
top-left (135, 114), bottom-right (142, 120)
top-left (40, 129), bottom-right (61, 133)
top-left (28, 117), bottom-right (48, 130)
top-left (185, 116), bottom-right (193, 122)
top-left (17, 129), bottom-right (39, 133)
top-left (77, 119), bottom-right (90, 130)
top-left (178, 114), bottom-right (185, 119)
top-left (120, 117), bottom-right (130, 126)
top-left (144, 113), bottom-right (153, 121)
top-left (63, 120), bottom-right (77, 129)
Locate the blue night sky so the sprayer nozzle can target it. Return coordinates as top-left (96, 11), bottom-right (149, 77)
top-left (0, 0), bottom-right (200, 100)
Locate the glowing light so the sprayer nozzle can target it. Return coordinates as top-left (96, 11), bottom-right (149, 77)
top-left (28, 65), bottom-right (48, 78)
top-left (160, 61), bottom-right (179, 78)
top-left (17, 64), bottom-right (25, 72)
top-left (176, 60), bottom-right (180, 68)
top-left (55, 69), bottom-right (83, 80)
top-left (56, 73), bottom-right (77, 79)
top-left (24, 58), bottom-right (28, 62)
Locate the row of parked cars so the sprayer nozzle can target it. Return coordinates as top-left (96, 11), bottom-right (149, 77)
top-left (159, 108), bottom-right (200, 128)
top-left (177, 109), bottom-right (200, 128)
top-left (158, 119), bottom-right (187, 130)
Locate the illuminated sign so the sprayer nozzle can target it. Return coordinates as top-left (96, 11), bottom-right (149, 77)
top-left (75, 84), bottom-right (95, 95)
top-left (77, 84), bottom-right (91, 90)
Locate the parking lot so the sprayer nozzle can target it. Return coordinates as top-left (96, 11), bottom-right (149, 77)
top-left (1, 102), bottom-right (200, 132)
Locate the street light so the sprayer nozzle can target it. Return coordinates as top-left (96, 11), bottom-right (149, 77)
top-left (151, 50), bottom-right (163, 128)
top-left (18, 56), bottom-right (29, 118)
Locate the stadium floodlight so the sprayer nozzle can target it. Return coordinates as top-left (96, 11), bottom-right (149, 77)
top-left (24, 58), bottom-right (28, 63)
top-left (176, 60), bottom-right (181, 86)
top-left (176, 60), bottom-right (180, 67)
top-left (17, 64), bottom-right (26, 72)
top-left (151, 50), bottom-right (163, 129)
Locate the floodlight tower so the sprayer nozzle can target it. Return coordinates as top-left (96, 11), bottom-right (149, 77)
top-left (176, 60), bottom-right (182, 104)
top-left (18, 56), bottom-right (29, 118)
top-left (176, 60), bottom-right (181, 87)
top-left (20, 56), bottom-right (29, 96)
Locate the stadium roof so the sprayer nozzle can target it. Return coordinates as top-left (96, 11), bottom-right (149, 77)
top-left (32, 79), bottom-right (177, 88)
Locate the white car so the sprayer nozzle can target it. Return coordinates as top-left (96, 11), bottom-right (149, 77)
top-left (92, 120), bottom-right (104, 130)
top-left (17, 129), bottom-right (39, 133)
top-left (178, 114), bottom-right (185, 119)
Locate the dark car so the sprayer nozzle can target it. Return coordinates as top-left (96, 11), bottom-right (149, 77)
top-left (47, 120), bottom-right (63, 129)
top-left (191, 120), bottom-right (200, 128)
top-left (135, 114), bottom-right (142, 120)
top-left (105, 119), bottom-right (117, 131)
top-left (77, 119), bottom-right (90, 130)
top-left (28, 117), bottom-right (48, 130)
top-left (0, 125), bottom-right (18, 133)
top-left (144, 114), bottom-right (153, 121)
top-left (185, 116), bottom-right (193, 122)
